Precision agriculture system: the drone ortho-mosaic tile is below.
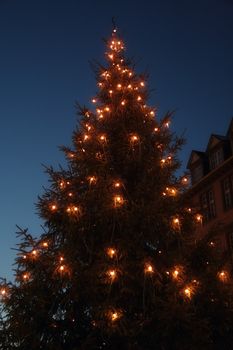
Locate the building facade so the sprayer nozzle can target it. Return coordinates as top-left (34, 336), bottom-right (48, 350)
top-left (187, 118), bottom-right (233, 257)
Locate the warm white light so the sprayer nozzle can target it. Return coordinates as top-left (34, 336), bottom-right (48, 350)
top-left (114, 195), bottom-right (124, 207)
top-left (84, 134), bottom-right (90, 141)
top-left (0, 289), bottom-right (6, 296)
top-left (184, 287), bottom-right (192, 298)
top-left (31, 250), bottom-right (37, 257)
top-left (88, 176), bottom-right (97, 184)
top-left (99, 135), bottom-right (106, 142)
top-left (108, 269), bottom-right (117, 281)
top-left (130, 135), bottom-right (139, 142)
top-left (111, 311), bottom-right (120, 322)
top-left (196, 214), bottom-right (202, 223)
top-left (59, 181), bottom-right (65, 188)
top-left (107, 248), bottom-right (116, 258)
top-left (218, 270), bottom-right (228, 282)
top-left (145, 264), bottom-right (154, 274)
top-left (23, 273), bottom-right (29, 280)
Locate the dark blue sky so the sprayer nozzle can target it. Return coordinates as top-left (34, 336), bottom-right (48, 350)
top-left (1, 0), bottom-right (233, 280)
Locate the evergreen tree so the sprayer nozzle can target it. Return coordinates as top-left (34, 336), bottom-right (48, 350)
top-left (1, 26), bottom-right (233, 350)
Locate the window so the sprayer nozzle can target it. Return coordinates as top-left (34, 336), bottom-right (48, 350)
top-left (209, 148), bottom-right (223, 170)
top-left (192, 164), bottom-right (203, 184)
top-left (222, 175), bottom-right (233, 210)
top-left (200, 189), bottom-right (216, 224)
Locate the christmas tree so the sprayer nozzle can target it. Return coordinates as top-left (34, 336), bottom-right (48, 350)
top-left (1, 26), bottom-right (233, 350)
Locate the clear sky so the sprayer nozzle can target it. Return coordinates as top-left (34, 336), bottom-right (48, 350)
top-left (1, 0), bottom-right (233, 280)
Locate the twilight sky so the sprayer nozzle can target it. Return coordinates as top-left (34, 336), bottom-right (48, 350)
top-left (1, 0), bottom-right (233, 280)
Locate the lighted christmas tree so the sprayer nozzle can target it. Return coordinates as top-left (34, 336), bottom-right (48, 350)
top-left (1, 26), bottom-right (233, 350)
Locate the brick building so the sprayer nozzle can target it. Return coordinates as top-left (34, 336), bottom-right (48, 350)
top-left (187, 118), bottom-right (233, 257)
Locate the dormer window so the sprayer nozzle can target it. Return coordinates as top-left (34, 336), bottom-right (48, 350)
top-left (209, 148), bottom-right (223, 170)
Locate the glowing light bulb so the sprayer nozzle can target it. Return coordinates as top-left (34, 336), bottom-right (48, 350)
top-left (99, 134), bottom-right (106, 142)
top-left (92, 98), bottom-right (97, 103)
top-left (196, 214), bottom-right (202, 223)
top-left (117, 83), bottom-right (122, 89)
top-left (88, 176), bottom-right (97, 184)
top-left (150, 111), bottom-right (155, 117)
top-left (121, 100), bottom-right (126, 106)
top-left (114, 182), bottom-right (121, 188)
top-left (173, 218), bottom-right (180, 225)
top-left (0, 289), bottom-right (6, 296)
top-left (105, 106), bottom-right (110, 112)
top-left (108, 269), bottom-right (117, 281)
top-left (59, 181), bottom-right (65, 188)
top-left (182, 177), bottom-right (188, 185)
top-left (154, 127), bottom-right (159, 132)
top-left (114, 195), bottom-right (124, 207)
top-left (42, 242), bottom-right (48, 248)
top-left (86, 124), bottom-right (92, 131)
top-left (31, 250), bottom-right (37, 257)
top-left (184, 287), bottom-right (192, 298)
top-left (145, 264), bottom-right (154, 274)
top-left (172, 269), bottom-right (179, 279)
top-left (109, 90), bottom-right (113, 95)
top-left (59, 265), bottom-right (65, 272)
top-left (108, 54), bottom-right (114, 60)
top-left (68, 192), bottom-right (73, 197)
top-left (140, 81), bottom-right (145, 87)
top-left (130, 135), bottom-right (139, 142)
top-left (51, 204), bottom-right (57, 211)
top-left (111, 312), bottom-right (119, 322)
top-left (107, 248), bottom-right (116, 258)
top-left (218, 270), bottom-right (228, 282)
top-left (127, 84), bottom-right (132, 89)
top-left (23, 273), bottom-right (29, 280)
top-left (137, 96), bottom-right (142, 101)
top-left (83, 134), bottom-right (90, 141)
